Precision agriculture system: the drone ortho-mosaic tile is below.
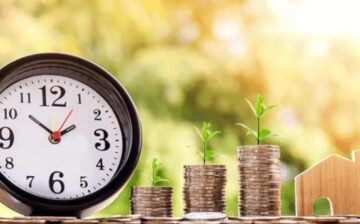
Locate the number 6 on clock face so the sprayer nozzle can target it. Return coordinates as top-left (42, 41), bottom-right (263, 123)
top-left (0, 53), bottom-right (141, 217)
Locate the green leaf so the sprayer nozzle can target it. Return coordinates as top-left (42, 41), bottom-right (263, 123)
top-left (245, 98), bottom-right (257, 117)
top-left (263, 104), bottom-right (277, 115)
top-left (255, 95), bottom-right (265, 117)
top-left (236, 123), bottom-right (257, 138)
top-left (153, 176), bottom-right (169, 185)
top-left (204, 150), bottom-right (216, 161)
top-left (208, 130), bottom-right (221, 141)
top-left (246, 130), bottom-right (253, 136)
top-left (197, 150), bottom-right (204, 160)
top-left (259, 129), bottom-right (271, 140)
top-left (201, 122), bottom-right (211, 141)
top-left (194, 126), bottom-right (203, 141)
top-left (150, 158), bottom-right (169, 186)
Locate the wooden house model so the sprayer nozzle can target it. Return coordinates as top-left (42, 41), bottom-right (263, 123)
top-left (296, 150), bottom-right (360, 216)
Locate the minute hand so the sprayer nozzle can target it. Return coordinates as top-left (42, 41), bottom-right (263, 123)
top-left (60, 125), bottom-right (76, 136)
top-left (28, 115), bottom-right (52, 134)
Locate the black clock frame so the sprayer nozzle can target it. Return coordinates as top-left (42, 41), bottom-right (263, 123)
top-left (0, 53), bottom-right (142, 217)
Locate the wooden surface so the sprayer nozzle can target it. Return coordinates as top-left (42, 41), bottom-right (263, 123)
top-left (295, 150), bottom-right (360, 216)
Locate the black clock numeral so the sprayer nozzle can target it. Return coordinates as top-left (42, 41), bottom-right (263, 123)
top-left (94, 129), bottom-right (110, 151)
top-left (20, 92), bottom-right (31, 103)
top-left (39, 86), bottom-right (47, 106)
top-left (96, 158), bottom-right (105, 170)
top-left (26, 176), bottom-right (34, 188)
top-left (51, 86), bottom-right (66, 107)
top-left (93, 109), bottom-right (101, 121)
top-left (0, 127), bottom-right (14, 149)
top-left (40, 85), bottom-right (67, 107)
top-left (5, 157), bottom-right (14, 169)
top-left (80, 176), bottom-right (88, 188)
top-left (3, 108), bottom-right (17, 120)
top-left (49, 171), bottom-right (65, 194)
top-left (77, 94), bottom-right (82, 104)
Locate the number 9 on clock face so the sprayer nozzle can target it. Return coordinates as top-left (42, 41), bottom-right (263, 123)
top-left (0, 53), bottom-right (141, 217)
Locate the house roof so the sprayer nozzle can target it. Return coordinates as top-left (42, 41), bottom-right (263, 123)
top-left (296, 154), bottom-right (353, 178)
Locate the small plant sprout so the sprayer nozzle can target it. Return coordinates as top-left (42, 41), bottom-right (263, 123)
top-left (151, 158), bottom-right (169, 186)
top-left (236, 95), bottom-right (277, 145)
top-left (194, 122), bottom-right (221, 165)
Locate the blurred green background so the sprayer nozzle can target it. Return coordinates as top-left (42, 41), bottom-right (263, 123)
top-left (1, 0), bottom-right (359, 217)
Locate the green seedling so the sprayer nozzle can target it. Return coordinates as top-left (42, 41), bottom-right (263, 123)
top-left (151, 158), bottom-right (169, 186)
top-left (236, 95), bottom-right (277, 145)
top-left (194, 122), bottom-right (221, 165)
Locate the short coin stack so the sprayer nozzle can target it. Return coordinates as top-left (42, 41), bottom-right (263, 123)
top-left (131, 186), bottom-right (173, 217)
top-left (238, 145), bottom-right (281, 216)
top-left (183, 165), bottom-right (227, 213)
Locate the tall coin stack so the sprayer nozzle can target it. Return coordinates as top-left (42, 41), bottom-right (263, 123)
top-left (131, 186), bottom-right (173, 217)
top-left (183, 165), bottom-right (227, 214)
top-left (238, 145), bottom-right (281, 216)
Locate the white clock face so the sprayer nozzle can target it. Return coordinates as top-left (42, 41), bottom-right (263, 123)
top-left (0, 75), bottom-right (123, 200)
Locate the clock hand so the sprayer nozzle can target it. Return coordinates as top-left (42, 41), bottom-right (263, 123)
top-left (28, 115), bottom-right (52, 134)
top-left (51, 109), bottom-right (74, 141)
top-left (52, 112), bottom-right (57, 133)
top-left (60, 124), bottom-right (76, 136)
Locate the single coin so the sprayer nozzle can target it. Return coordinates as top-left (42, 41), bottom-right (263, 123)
top-left (183, 212), bottom-right (227, 221)
top-left (303, 216), bottom-right (347, 222)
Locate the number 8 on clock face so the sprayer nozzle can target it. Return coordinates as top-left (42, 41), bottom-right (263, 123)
top-left (0, 53), bottom-right (141, 217)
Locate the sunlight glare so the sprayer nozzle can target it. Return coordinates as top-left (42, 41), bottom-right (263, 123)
top-left (213, 18), bottom-right (246, 56)
top-left (289, 0), bottom-right (360, 37)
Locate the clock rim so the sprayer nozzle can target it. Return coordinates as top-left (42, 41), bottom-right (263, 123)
top-left (0, 53), bottom-right (142, 215)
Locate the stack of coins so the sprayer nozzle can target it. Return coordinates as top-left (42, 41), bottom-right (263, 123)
top-left (131, 186), bottom-right (173, 217)
top-left (238, 145), bottom-right (281, 216)
top-left (183, 165), bottom-right (227, 213)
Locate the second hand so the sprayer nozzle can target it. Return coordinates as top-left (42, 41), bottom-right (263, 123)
top-left (51, 109), bottom-right (74, 143)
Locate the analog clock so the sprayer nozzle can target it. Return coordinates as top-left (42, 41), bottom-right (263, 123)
top-left (0, 53), bottom-right (141, 217)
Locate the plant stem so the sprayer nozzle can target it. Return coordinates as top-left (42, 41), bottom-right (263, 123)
top-left (203, 139), bottom-right (206, 165)
top-left (152, 166), bottom-right (155, 186)
top-left (257, 116), bottom-right (260, 145)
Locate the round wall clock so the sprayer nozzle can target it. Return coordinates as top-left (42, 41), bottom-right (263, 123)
top-left (0, 53), bottom-right (142, 217)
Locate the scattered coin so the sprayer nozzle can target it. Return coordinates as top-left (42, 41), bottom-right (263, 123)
top-left (184, 212), bottom-right (227, 221)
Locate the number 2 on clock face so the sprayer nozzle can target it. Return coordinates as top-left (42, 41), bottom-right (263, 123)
top-left (0, 75), bottom-right (123, 200)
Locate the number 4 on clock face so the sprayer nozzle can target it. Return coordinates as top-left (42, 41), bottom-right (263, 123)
top-left (0, 75), bottom-right (123, 200)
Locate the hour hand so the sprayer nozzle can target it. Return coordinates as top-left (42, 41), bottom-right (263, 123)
top-left (60, 124), bottom-right (76, 136)
top-left (28, 115), bottom-right (52, 134)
